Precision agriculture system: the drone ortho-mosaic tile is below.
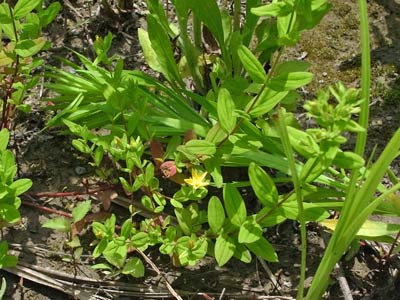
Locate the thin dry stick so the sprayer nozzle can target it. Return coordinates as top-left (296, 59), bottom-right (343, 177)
top-left (136, 248), bottom-right (183, 300)
top-left (257, 256), bottom-right (281, 292)
top-left (218, 287), bottom-right (226, 300)
top-left (256, 296), bottom-right (295, 300)
top-left (321, 231), bottom-right (353, 300)
top-left (334, 263), bottom-right (353, 300)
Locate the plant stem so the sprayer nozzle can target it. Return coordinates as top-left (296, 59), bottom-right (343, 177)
top-left (354, 0), bottom-right (371, 157)
top-left (276, 108), bottom-right (306, 300)
top-left (1, 2), bottom-right (20, 130)
top-left (233, 0), bottom-right (241, 32)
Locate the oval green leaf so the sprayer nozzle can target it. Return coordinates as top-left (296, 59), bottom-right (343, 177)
top-left (215, 234), bottom-right (236, 266)
top-left (223, 184), bottom-right (247, 227)
top-left (208, 196), bottom-right (225, 233)
top-left (249, 162), bottom-right (278, 206)
top-left (217, 88), bottom-right (236, 133)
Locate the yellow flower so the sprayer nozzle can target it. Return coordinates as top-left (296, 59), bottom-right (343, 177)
top-left (184, 169), bottom-right (209, 190)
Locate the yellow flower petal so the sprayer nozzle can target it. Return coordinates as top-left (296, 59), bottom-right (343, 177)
top-left (184, 169), bottom-right (209, 190)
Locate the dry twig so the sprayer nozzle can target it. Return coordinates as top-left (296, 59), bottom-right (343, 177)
top-left (136, 248), bottom-right (183, 300)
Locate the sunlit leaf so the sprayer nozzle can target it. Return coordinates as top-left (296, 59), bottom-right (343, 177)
top-left (237, 45), bottom-right (267, 83)
top-left (215, 234), bottom-right (236, 266)
top-left (249, 162), bottom-right (278, 206)
top-left (208, 196), bottom-right (225, 233)
top-left (246, 236), bottom-right (278, 262)
top-left (217, 88), bottom-right (236, 133)
top-left (122, 257), bottom-right (145, 278)
top-left (223, 184), bottom-right (247, 227)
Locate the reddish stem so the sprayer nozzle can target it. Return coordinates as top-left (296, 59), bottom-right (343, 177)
top-left (30, 185), bottom-right (114, 198)
top-left (22, 201), bottom-right (72, 218)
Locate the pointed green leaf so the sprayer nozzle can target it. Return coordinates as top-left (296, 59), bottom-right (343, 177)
top-left (246, 236), bottom-right (278, 262)
top-left (42, 217), bottom-right (71, 233)
top-left (268, 72), bottom-right (313, 91)
top-left (188, 0), bottom-right (224, 46)
top-left (138, 28), bottom-right (163, 74)
top-left (39, 2), bottom-right (61, 26)
top-left (251, 2), bottom-right (293, 17)
top-left (233, 243), bottom-right (252, 263)
top-left (237, 45), bottom-right (267, 83)
top-left (217, 88), bottom-right (236, 133)
top-left (146, 15), bottom-right (183, 86)
top-left (13, 0), bottom-right (41, 19)
top-left (72, 200), bottom-right (91, 223)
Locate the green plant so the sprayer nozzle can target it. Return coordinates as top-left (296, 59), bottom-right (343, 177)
top-left (42, 200), bottom-right (92, 265)
top-left (43, 0), bottom-right (400, 299)
top-left (305, 0), bottom-right (400, 298)
top-left (0, 128), bottom-right (32, 232)
top-left (0, 0), bottom-right (60, 129)
top-left (91, 214), bottom-right (146, 278)
top-left (0, 127), bottom-right (32, 296)
top-left (0, 241), bottom-right (17, 300)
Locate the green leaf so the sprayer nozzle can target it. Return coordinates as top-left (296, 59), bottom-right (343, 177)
top-left (93, 239), bottom-right (108, 258)
top-left (223, 184), bottom-right (247, 227)
top-left (122, 257), bottom-right (145, 278)
top-left (0, 203), bottom-right (20, 224)
top-left (131, 232), bottom-right (149, 247)
top-left (39, 2), bottom-right (61, 26)
top-left (215, 234), bottom-right (236, 266)
top-left (233, 243), bottom-right (252, 263)
top-left (0, 277), bottom-right (6, 299)
top-left (287, 126), bottom-right (320, 158)
top-left (238, 218), bottom-right (263, 244)
top-left (9, 178), bottom-right (32, 195)
top-left (321, 219), bottom-right (400, 239)
top-left (72, 200), bottom-right (91, 223)
top-left (138, 28), bottom-right (163, 74)
top-left (177, 139), bottom-right (216, 157)
top-left (251, 2), bottom-right (293, 17)
top-left (333, 151), bottom-right (365, 169)
top-left (237, 45), bottom-right (267, 83)
top-left (276, 61), bottom-right (310, 74)
top-left (175, 207), bottom-right (193, 235)
top-left (15, 38), bottom-right (46, 57)
top-left (13, 0), bottom-right (41, 19)
top-left (42, 217), bottom-right (71, 233)
top-left (103, 241), bottom-right (127, 268)
top-left (146, 15), bottom-right (183, 86)
top-left (188, 0), bottom-right (224, 46)
top-left (71, 139), bottom-right (91, 154)
top-left (208, 196), bottom-right (225, 233)
top-left (268, 72), bottom-right (313, 91)
top-left (0, 129), bottom-right (10, 151)
top-left (248, 162), bottom-right (278, 206)
top-left (0, 254), bottom-right (17, 268)
top-left (217, 88), bottom-right (236, 133)
top-left (248, 89), bottom-right (289, 117)
top-left (246, 236), bottom-right (278, 262)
